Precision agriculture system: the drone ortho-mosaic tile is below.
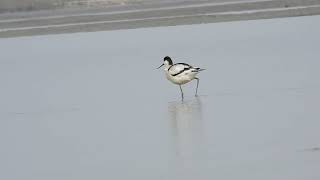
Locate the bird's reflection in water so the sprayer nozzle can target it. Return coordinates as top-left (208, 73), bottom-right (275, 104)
top-left (168, 97), bottom-right (205, 171)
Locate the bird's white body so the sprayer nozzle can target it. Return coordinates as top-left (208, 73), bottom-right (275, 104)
top-left (164, 63), bottom-right (200, 85)
top-left (158, 56), bottom-right (204, 100)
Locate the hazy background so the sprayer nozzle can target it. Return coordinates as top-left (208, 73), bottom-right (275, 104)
top-left (0, 0), bottom-right (197, 12)
top-left (0, 0), bottom-right (259, 13)
top-left (0, 15), bottom-right (319, 180)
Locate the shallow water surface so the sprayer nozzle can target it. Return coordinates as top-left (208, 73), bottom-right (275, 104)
top-left (0, 15), bottom-right (320, 180)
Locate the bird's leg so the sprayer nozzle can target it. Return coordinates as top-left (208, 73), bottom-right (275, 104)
top-left (195, 78), bottom-right (199, 96)
top-left (179, 85), bottom-right (184, 101)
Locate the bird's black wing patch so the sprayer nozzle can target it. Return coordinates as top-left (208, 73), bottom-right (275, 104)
top-left (191, 67), bottom-right (201, 72)
top-left (168, 63), bottom-right (192, 71)
top-left (171, 67), bottom-right (190, 76)
top-left (176, 63), bottom-right (192, 67)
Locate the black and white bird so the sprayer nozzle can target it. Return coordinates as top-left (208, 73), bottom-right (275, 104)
top-left (157, 56), bottom-right (205, 100)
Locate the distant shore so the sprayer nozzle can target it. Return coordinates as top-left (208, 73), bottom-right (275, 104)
top-left (0, 0), bottom-right (150, 13)
top-left (1, 0), bottom-right (320, 38)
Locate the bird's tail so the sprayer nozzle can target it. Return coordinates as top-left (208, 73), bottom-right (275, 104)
top-left (192, 67), bottom-right (205, 72)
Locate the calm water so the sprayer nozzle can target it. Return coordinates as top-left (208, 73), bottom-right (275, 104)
top-left (0, 15), bottom-right (320, 180)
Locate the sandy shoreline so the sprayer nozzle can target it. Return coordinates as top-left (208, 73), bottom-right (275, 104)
top-left (1, 0), bottom-right (320, 38)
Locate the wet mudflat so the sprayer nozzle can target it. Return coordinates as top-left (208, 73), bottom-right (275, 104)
top-left (0, 15), bottom-right (320, 180)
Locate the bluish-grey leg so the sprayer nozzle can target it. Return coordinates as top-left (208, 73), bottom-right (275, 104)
top-left (195, 78), bottom-right (199, 96)
top-left (179, 85), bottom-right (184, 101)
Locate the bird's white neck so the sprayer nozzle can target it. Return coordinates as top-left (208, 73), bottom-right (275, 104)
top-left (163, 64), bottom-right (172, 71)
top-left (163, 61), bottom-right (172, 71)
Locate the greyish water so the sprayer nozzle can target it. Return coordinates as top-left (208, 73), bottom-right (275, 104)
top-left (0, 15), bottom-right (320, 180)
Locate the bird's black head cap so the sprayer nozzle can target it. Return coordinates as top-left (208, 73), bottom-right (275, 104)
top-left (164, 56), bottom-right (173, 65)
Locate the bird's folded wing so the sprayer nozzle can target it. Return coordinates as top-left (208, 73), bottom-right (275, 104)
top-left (169, 63), bottom-right (192, 76)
